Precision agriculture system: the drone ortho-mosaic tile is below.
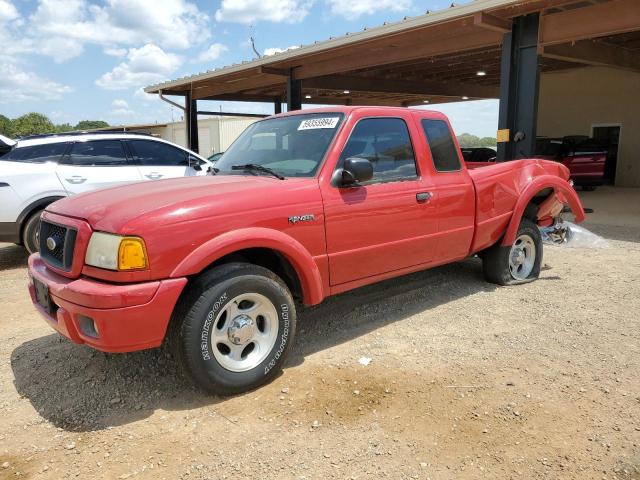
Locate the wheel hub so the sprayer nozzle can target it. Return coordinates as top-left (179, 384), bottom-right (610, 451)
top-left (508, 234), bottom-right (536, 281)
top-left (210, 292), bottom-right (279, 373)
top-left (512, 248), bottom-right (525, 266)
top-left (227, 314), bottom-right (254, 345)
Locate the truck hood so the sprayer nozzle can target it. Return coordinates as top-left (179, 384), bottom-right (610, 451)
top-left (48, 175), bottom-right (318, 234)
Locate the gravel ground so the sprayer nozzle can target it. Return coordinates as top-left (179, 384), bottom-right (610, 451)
top-left (0, 221), bottom-right (639, 480)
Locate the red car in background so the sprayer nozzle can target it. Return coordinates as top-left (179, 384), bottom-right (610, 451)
top-left (535, 136), bottom-right (607, 190)
top-left (463, 139), bottom-right (607, 190)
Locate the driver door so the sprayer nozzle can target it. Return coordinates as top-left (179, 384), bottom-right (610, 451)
top-left (322, 116), bottom-right (439, 286)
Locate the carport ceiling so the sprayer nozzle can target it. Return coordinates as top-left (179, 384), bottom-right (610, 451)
top-left (145, 0), bottom-right (640, 107)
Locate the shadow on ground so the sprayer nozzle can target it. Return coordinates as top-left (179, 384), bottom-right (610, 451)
top-left (11, 258), bottom-right (499, 432)
top-left (0, 244), bottom-right (28, 271)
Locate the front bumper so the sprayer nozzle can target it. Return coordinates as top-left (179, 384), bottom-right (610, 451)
top-left (28, 254), bottom-right (187, 353)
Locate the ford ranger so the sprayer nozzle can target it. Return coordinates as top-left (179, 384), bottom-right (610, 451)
top-left (27, 107), bottom-right (585, 395)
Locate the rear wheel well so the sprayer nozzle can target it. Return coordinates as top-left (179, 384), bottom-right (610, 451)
top-left (202, 248), bottom-right (303, 302)
top-left (522, 187), bottom-right (554, 222)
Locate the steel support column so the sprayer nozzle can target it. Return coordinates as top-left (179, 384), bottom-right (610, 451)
top-left (185, 91), bottom-right (199, 153)
top-left (287, 70), bottom-right (302, 111)
top-left (274, 97), bottom-right (282, 114)
top-left (497, 13), bottom-right (540, 161)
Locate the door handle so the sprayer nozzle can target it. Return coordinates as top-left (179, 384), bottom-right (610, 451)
top-left (145, 173), bottom-right (163, 180)
top-left (65, 176), bottom-right (87, 184)
top-left (416, 192), bottom-right (432, 203)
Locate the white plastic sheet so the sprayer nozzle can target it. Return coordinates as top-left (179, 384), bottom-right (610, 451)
top-left (540, 221), bottom-right (609, 249)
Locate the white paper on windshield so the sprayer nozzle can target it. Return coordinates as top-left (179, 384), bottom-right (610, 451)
top-left (298, 117), bottom-right (340, 130)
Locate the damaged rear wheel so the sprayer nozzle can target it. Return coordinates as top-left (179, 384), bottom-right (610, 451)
top-left (483, 218), bottom-right (542, 286)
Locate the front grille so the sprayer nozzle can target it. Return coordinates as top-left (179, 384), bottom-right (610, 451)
top-left (39, 220), bottom-right (77, 271)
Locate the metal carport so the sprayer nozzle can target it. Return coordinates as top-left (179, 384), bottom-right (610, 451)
top-left (145, 0), bottom-right (640, 183)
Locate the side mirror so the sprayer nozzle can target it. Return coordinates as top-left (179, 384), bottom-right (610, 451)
top-left (332, 157), bottom-right (373, 187)
top-left (188, 155), bottom-right (203, 171)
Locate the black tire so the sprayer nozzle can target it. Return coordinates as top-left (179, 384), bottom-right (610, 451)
top-left (171, 262), bottom-right (296, 395)
top-left (482, 218), bottom-right (542, 286)
top-left (23, 209), bottom-right (43, 254)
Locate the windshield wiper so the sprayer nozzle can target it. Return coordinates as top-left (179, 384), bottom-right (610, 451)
top-left (231, 163), bottom-right (285, 180)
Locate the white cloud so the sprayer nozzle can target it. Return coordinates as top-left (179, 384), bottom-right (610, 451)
top-left (0, 63), bottom-right (72, 103)
top-left (0, 0), bottom-right (19, 22)
top-left (264, 45), bottom-right (299, 56)
top-left (134, 87), bottom-right (158, 102)
top-left (104, 47), bottom-right (127, 57)
top-left (215, 0), bottom-right (312, 24)
top-left (25, 0), bottom-right (209, 62)
top-left (196, 43), bottom-right (228, 62)
top-left (96, 44), bottom-right (181, 90)
top-left (327, 0), bottom-right (411, 19)
top-left (111, 99), bottom-right (134, 116)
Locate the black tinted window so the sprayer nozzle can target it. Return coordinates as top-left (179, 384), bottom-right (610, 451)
top-left (340, 118), bottom-right (417, 183)
top-left (2, 143), bottom-right (69, 163)
top-left (66, 141), bottom-right (128, 166)
top-left (421, 119), bottom-right (461, 172)
top-left (128, 140), bottom-right (187, 166)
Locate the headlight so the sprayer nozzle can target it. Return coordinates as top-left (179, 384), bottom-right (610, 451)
top-left (85, 232), bottom-right (148, 271)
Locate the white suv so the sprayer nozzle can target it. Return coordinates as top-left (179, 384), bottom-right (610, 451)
top-left (0, 132), bottom-right (211, 253)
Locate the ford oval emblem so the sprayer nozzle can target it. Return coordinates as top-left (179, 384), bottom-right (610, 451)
top-left (46, 237), bottom-right (57, 251)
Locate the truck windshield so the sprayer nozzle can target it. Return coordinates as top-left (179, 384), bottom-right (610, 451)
top-left (214, 113), bottom-right (344, 178)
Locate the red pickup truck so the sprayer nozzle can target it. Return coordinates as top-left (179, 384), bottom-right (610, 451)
top-left (27, 107), bottom-right (584, 394)
top-left (535, 136), bottom-right (608, 190)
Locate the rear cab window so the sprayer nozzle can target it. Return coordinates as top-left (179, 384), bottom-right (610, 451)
top-left (1, 143), bottom-right (69, 163)
top-left (421, 119), bottom-right (462, 172)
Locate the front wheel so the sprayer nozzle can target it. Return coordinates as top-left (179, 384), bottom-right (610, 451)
top-left (483, 218), bottom-right (542, 286)
top-left (172, 263), bottom-right (296, 395)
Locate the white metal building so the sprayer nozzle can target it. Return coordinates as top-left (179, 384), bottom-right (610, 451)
top-left (110, 116), bottom-right (260, 157)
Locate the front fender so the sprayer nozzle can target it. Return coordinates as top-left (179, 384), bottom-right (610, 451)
top-left (170, 227), bottom-right (325, 305)
top-left (501, 175), bottom-right (585, 246)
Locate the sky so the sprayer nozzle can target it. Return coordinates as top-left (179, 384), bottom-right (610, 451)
top-left (0, 0), bottom-right (498, 137)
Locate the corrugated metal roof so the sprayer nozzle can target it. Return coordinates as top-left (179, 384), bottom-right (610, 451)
top-left (144, 0), bottom-right (521, 93)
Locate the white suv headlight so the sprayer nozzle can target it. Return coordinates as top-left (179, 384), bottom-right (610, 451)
top-left (85, 232), bottom-right (148, 271)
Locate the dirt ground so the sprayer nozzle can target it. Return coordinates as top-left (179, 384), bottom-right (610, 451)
top-left (1, 194), bottom-right (639, 479)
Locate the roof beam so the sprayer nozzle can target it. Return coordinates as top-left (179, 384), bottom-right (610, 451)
top-left (541, 40), bottom-right (640, 72)
top-left (473, 12), bottom-right (511, 33)
top-left (540, 0), bottom-right (640, 46)
top-left (191, 75), bottom-right (286, 100)
top-left (303, 74), bottom-right (498, 99)
top-left (259, 66), bottom-right (290, 76)
top-left (295, 29), bottom-right (502, 79)
top-left (200, 93), bottom-right (284, 103)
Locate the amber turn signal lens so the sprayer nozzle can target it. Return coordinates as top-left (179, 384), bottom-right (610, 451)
top-left (117, 237), bottom-right (148, 271)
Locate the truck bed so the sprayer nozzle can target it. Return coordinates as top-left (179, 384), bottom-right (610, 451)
top-left (466, 158), bottom-right (572, 253)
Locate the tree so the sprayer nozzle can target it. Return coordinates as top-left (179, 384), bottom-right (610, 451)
top-left (457, 133), bottom-right (481, 148)
top-left (479, 136), bottom-right (497, 147)
top-left (0, 114), bottom-right (11, 137)
top-left (457, 133), bottom-right (497, 148)
top-left (55, 123), bottom-right (74, 133)
top-left (75, 120), bottom-right (109, 130)
top-left (10, 113), bottom-right (55, 137)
